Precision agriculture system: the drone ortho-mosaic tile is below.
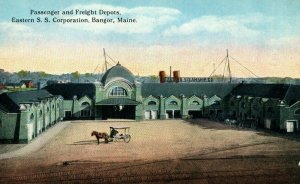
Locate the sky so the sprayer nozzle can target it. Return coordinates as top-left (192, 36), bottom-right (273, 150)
top-left (0, 0), bottom-right (300, 78)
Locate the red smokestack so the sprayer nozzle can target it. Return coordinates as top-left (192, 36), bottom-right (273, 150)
top-left (159, 71), bottom-right (166, 83)
top-left (173, 71), bottom-right (180, 83)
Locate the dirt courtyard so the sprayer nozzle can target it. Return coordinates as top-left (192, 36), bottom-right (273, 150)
top-left (0, 119), bottom-right (300, 183)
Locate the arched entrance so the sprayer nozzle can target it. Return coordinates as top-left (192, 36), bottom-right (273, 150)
top-left (80, 102), bottom-right (91, 119)
top-left (102, 105), bottom-right (135, 119)
top-left (96, 98), bottom-right (140, 120)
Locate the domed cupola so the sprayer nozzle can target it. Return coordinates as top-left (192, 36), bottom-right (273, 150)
top-left (101, 62), bottom-right (135, 85)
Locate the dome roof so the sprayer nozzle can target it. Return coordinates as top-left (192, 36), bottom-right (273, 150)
top-left (101, 63), bottom-right (135, 85)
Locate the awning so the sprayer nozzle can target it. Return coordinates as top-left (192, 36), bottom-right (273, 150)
top-left (96, 98), bottom-right (141, 105)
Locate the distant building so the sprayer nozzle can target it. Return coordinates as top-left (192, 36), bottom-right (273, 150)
top-left (46, 80), bottom-right (58, 86)
top-left (5, 83), bottom-right (22, 89)
top-left (20, 80), bottom-right (34, 88)
top-left (0, 83), bottom-right (5, 90)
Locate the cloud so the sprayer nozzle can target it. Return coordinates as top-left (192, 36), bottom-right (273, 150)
top-left (0, 22), bottom-right (33, 38)
top-left (267, 36), bottom-right (300, 49)
top-left (60, 4), bottom-right (181, 34)
top-left (163, 14), bottom-right (264, 38)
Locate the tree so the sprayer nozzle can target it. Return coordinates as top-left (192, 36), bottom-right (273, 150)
top-left (150, 75), bottom-right (159, 81)
top-left (84, 73), bottom-right (92, 77)
top-left (17, 70), bottom-right (30, 78)
top-left (38, 71), bottom-right (49, 78)
top-left (211, 74), bottom-right (223, 80)
top-left (71, 71), bottom-right (80, 83)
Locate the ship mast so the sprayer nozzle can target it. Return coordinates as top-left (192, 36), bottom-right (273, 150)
top-left (225, 49), bottom-right (232, 83)
top-left (103, 48), bottom-right (108, 72)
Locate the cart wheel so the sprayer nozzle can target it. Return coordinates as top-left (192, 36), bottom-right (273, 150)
top-left (124, 135), bottom-right (131, 143)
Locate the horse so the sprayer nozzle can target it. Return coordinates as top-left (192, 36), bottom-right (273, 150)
top-left (91, 131), bottom-right (109, 144)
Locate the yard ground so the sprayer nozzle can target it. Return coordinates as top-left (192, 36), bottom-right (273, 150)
top-left (0, 119), bottom-right (300, 183)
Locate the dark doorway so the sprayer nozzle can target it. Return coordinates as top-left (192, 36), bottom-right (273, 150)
top-left (101, 105), bottom-right (135, 120)
top-left (188, 110), bottom-right (203, 119)
top-left (166, 110), bottom-right (173, 118)
top-left (166, 110), bottom-right (181, 119)
top-left (174, 110), bottom-right (181, 118)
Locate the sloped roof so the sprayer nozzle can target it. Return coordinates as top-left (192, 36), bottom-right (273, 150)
top-left (96, 98), bottom-right (140, 105)
top-left (142, 83), bottom-right (235, 98)
top-left (6, 89), bottom-right (53, 103)
top-left (101, 63), bottom-right (135, 85)
top-left (283, 85), bottom-right (300, 105)
top-left (0, 101), bottom-right (11, 112)
top-left (44, 83), bottom-right (95, 100)
top-left (0, 90), bottom-right (53, 113)
top-left (20, 80), bottom-right (32, 83)
top-left (231, 83), bottom-right (289, 99)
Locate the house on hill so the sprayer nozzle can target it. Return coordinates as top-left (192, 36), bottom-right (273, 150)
top-left (20, 80), bottom-right (34, 88)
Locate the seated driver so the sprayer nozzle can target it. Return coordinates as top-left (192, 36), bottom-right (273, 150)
top-left (110, 128), bottom-right (119, 138)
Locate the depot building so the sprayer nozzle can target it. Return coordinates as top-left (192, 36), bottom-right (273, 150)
top-left (44, 63), bottom-right (233, 121)
top-left (1, 63), bottom-right (300, 143)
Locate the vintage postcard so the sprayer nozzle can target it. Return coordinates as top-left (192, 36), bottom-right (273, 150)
top-left (0, 0), bottom-right (300, 183)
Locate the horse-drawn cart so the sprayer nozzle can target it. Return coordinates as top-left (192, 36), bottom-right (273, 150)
top-left (109, 127), bottom-right (131, 143)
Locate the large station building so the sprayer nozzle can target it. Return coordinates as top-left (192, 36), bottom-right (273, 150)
top-left (1, 63), bottom-right (300, 143)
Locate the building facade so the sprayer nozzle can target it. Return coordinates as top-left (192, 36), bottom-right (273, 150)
top-left (45, 63), bottom-right (234, 122)
top-left (223, 84), bottom-right (300, 131)
top-left (0, 90), bottom-right (63, 143)
top-left (1, 63), bottom-right (300, 143)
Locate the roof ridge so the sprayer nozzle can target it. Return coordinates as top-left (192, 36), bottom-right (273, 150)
top-left (283, 83), bottom-right (292, 100)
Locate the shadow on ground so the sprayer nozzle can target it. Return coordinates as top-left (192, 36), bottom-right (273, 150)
top-left (184, 118), bottom-right (300, 142)
top-left (66, 140), bottom-right (108, 145)
top-left (70, 119), bottom-right (136, 123)
top-left (184, 118), bottom-right (239, 130)
top-left (256, 130), bottom-right (300, 142)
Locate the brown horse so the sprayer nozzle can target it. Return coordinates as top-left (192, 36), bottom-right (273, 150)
top-left (91, 131), bottom-right (109, 144)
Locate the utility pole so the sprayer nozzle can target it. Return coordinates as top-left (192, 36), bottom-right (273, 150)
top-left (103, 48), bottom-right (107, 72)
top-left (169, 66), bottom-right (172, 82)
top-left (227, 49), bottom-right (232, 83)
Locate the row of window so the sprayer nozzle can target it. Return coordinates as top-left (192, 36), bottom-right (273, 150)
top-left (64, 110), bottom-right (90, 117)
top-left (146, 100), bottom-right (201, 106)
top-left (109, 87), bottom-right (127, 96)
top-left (108, 87), bottom-right (204, 106)
top-left (30, 106), bottom-right (60, 121)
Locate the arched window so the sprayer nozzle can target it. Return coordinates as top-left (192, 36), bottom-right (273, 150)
top-left (169, 101), bottom-right (178, 105)
top-left (295, 109), bottom-right (300, 115)
top-left (30, 113), bottom-right (34, 120)
top-left (214, 101), bottom-right (220, 105)
top-left (81, 102), bottom-right (90, 117)
top-left (191, 101), bottom-right (200, 105)
top-left (109, 87), bottom-right (127, 96)
top-left (148, 101), bottom-right (157, 105)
